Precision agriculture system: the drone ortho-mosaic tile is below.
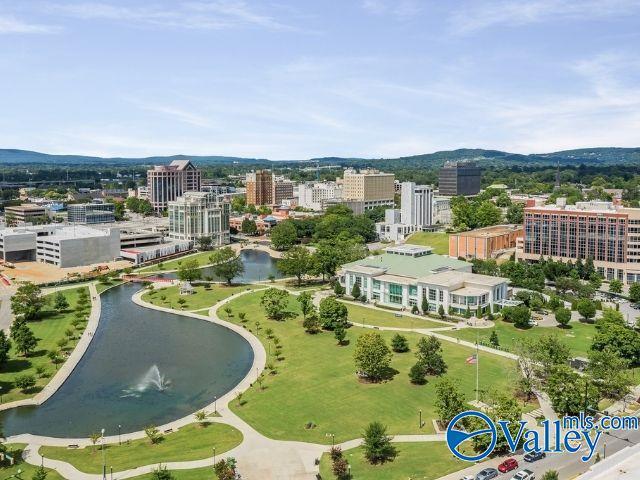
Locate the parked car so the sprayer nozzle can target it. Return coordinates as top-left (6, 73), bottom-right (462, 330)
top-left (511, 469), bottom-right (535, 480)
top-left (523, 450), bottom-right (546, 462)
top-left (460, 476), bottom-right (474, 480)
top-left (498, 457), bottom-right (519, 473)
top-left (475, 468), bottom-right (499, 480)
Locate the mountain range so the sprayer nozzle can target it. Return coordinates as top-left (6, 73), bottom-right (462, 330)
top-left (0, 147), bottom-right (639, 167)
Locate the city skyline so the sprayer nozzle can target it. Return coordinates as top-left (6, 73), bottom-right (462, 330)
top-left (1, 0), bottom-right (640, 159)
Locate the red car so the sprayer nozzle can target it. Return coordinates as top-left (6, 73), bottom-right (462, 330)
top-left (498, 458), bottom-right (519, 473)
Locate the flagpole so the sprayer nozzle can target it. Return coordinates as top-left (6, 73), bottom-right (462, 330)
top-left (475, 330), bottom-right (479, 404)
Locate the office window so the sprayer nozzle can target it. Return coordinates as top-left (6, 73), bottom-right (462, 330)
top-left (389, 284), bottom-right (403, 304)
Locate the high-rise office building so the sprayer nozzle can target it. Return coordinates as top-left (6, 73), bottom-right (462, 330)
top-left (246, 170), bottom-right (273, 206)
top-left (342, 169), bottom-right (395, 210)
top-left (438, 161), bottom-right (481, 196)
top-left (168, 191), bottom-right (230, 245)
top-left (400, 182), bottom-right (433, 227)
top-left (272, 177), bottom-right (295, 205)
top-left (147, 160), bottom-right (202, 212)
top-left (516, 199), bottom-right (640, 284)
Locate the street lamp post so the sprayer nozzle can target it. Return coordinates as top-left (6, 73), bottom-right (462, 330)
top-left (213, 446), bottom-right (216, 466)
top-left (326, 433), bottom-right (335, 447)
top-left (118, 425), bottom-right (121, 446)
top-left (419, 409), bottom-right (422, 429)
top-left (214, 395), bottom-right (217, 413)
top-left (101, 428), bottom-right (106, 480)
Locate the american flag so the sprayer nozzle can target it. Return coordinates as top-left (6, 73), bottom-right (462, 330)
top-left (466, 354), bottom-right (477, 364)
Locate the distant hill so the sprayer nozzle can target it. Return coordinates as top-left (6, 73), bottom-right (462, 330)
top-left (0, 147), bottom-right (638, 167)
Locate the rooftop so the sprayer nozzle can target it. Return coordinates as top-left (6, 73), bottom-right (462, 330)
top-left (454, 224), bottom-right (523, 238)
top-left (5, 204), bottom-right (46, 212)
top-left (342, 252), bottom-right (468, 279)
top-left (385, 244), bottom-right (433, 257)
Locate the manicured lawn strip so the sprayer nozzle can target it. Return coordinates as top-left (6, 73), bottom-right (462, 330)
top-left (40, 423), bottom-right (242, 474)
top-left (226, 291), bottom-right (521, 444)
top-left (142, 283), bottom-right (257, 311)
top-left (96, 279), bottom-right (123, 294)
top-left (405, 232), bottom-right (450, 255)
top-left (132, 468), bottom-right (221, 480)
top-left (137, 251), bottom-right (213, 273)
top-left (319, 442), bottom-right (467, 480)
top-left (440, 318), bottom-right (597, 358)
top-left (1, 444), bottom-right (65, 480)
top-left (0, 286), bottom-right (90, 402)
top-left (344, 302), bottom-right (445, 329)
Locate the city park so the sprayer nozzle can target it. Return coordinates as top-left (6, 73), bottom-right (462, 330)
top-left (0, 236), bottom-right (638, 479)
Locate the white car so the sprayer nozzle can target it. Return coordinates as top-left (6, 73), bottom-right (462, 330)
top-left (460, 476), bottom-right (474, 480)
top-left (511, 469), bottom-right (535, 480)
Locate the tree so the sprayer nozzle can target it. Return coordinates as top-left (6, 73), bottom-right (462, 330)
top-left (546, 365), bottom-right (597, 416)
top-left (435, 378), bottom-right (466, 426)
top-left (501, 305), bottom-right (531, 328)
top-left (144, 425), bottom-right (163, 444)
top-left (541, 471), bottom-right (559, 480)
top-left (489, 330), bottom-right (500, 348)
top-left (333, 282), bottom-right (345, 297)
top-left (260, 288), bottom-right (290, 320)
top-left (278, 246), bottom-right (312, 286)
top-left (0, 330), bottom-right (11, 367)
top-left (415, 336), bottom-right (447, 376)
top-left (12, 322), bottom-right (38, 357)
top-left (15, 373), bottom-right (36, 392)
top-left (409, 363), bottom-right (426, 384)
top-left (609, 279), bottom-right (623, 294)
top-left (421, 296), bottom-right (429, 314)
top-left (351, 282), bottom-right (361, 300)
top-left (241, 218), bottom-right (258, 236)
top-left (319, 297), bottom-right (348, 330)
top-left (32, 466), bottom-right (48, 480)
top-left (334, 324), bottom-right (347, 345)
top-left (53, 291), bottom-right (70, 312)
top-left (296, 291), bottom-right (314, 319)
top-left (586, 348), bottom-right (633, 401)
top-left (302, 311), bottom-right (321, 334)
top-left (150, 466), bottom-right (175, 480)
top-left (195, 236), bottom-right (213, 251)
top-left (353, 333), bottom-right (392, 382)
top-left (209, 247), bottom-right (244, 285)
top-left (270, 221), bottom-right (298, 250)
top-left (176, 259), bottom-right (202, 282)
top-left (554, 307), bottom-right (571, 328)
top-left (629, 283), bottom-right (640, 303)
top-left (11, 282), bottom-right (46, 320)
top-left (331, 457), bottom-right (349, 479)
top-left (194, 410), bottom-right (208, 426)
top-left (506, 203), bottom-right (524, 224)
top-left (390, 334), bottom-right (409, 353)
top-left (577, 298), bottom-right (596, 321)
top-left (592, 322), bottom-right (640, 366)
top-left (362, 421), bottom-right (397, 464)
top-left (438, 304), bottom-right (445, 319)
top-left (214, 458), bottom-right (238, 480)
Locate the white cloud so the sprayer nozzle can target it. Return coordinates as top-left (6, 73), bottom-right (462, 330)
top-left (449, 0), bottom-right (640, 34)
top-left (0, 15), bottom-right (60, 34)
top-left (46, 1), bottom-right (299, 31)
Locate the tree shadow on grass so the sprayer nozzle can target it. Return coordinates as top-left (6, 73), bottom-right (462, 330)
top-left (3, 358), bottom-right (32, 373)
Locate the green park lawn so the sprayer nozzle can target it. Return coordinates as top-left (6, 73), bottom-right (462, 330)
top-left (440, 317), bottom-right (598, 358)
top-left (0, 286), bottom-right (90, 403)
top-left (132, 467), bottom-right (222, 480)
top-left (142, 283), bottom-right (258, 311)
top-left (343, 302), bottom-right (445, 329)
top-left (40, 422), bottom-right (243, 474)
top-left (96, 279), bottom-right (124, 295)
top-left (137, 251), bottom-right (214, 273)
top-left (225, 290), bottom-right (523, 444)
top-left (405, 231), bottom-right (450, 255)
top-left (1, 444), bottom-right (65, 480)
top-left (319, 442), bottom-right (468, 480)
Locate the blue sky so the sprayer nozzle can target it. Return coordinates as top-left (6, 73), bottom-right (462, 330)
top-left (1, 0), bottom-right (639, 159)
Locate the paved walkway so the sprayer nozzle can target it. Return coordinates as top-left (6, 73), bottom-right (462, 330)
top-left (1, 282), bottom-right (101, 413)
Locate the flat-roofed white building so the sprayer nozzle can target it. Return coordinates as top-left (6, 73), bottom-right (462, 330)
top-left (297, 182), bottom-right (343, 211)
top-left (168, 191), bottom-right (230, 245)
top-left (0, 225), bottom-right (120, 268)
top-left (339, 245), bottom-right (515, 315)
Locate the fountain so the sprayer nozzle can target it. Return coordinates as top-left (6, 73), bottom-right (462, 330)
top-left (136, 365), bottom-right (170, 392)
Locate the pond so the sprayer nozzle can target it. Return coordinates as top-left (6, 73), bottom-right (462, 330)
top-left (0, 282), bottom-right (254, 438)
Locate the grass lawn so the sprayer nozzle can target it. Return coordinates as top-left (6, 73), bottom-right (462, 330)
top-left (405, 232), bottom-right (450, 255)
top-left (132, 467), bottom-right (221, 480)
top-left (40, 422), bottom-right (242, 474)
top-left (0, 286), bottom-right (90, 403)
top-left (1, 444), bottom-right (65, 480)
top-left (439, 318), bottom-right (597, 358)
top-left (142, 283), bottom-right (257, 311)
top-left (344, 302), bottom-right (445, 329)
top-left (96, 279), bottom-right (123, 295)
top-left (137, 251), bottom-right (213, 273)
top-left (225, 291), bottom-right (523, 444)
top-left (319, 442), bottom-right (467, 480)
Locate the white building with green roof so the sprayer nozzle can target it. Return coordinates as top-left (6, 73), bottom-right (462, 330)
top-left (338, 245), bottom-right (514, 315)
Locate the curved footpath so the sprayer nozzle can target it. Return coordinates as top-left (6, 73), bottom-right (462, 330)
top-left (16, 284), bottom-right (528, 479)
top-left (1, 282), bottom-right (101, 413)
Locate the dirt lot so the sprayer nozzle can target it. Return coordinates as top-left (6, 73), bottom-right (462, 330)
top-left (1, 260), bottom-right (132, 284)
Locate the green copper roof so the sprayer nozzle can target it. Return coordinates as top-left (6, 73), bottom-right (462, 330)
top-left (342, 253), bottom-right (469, 279)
